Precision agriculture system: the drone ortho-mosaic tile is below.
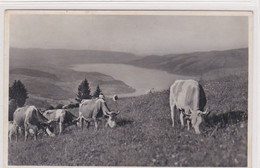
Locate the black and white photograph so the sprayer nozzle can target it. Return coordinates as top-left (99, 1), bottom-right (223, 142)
top-left (5, 10), bottom-right (251, 167)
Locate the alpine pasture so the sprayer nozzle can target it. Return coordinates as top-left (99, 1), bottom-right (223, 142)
top-left (8, 73), bottom-right (248, 166)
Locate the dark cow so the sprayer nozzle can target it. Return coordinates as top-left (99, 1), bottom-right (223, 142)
top-left (13, 106), bottom-right (55, 141)
top-left (78, 98), bottom-right (120, 130)
top-left (170, 80), bottom-right (209, 134)
top-left (43, 109), bottom-right (78, 134)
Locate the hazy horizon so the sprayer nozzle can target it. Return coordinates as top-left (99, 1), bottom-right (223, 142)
top-left (9, 13), bottom-right (248, 56)
top-left (9, 46), bottom-right (248, 57)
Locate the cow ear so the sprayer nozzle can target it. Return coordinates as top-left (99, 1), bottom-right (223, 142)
top-left (189, 108), bottom-right (195, 113)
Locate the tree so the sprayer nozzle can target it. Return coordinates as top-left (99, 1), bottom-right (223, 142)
top-left (9, 99), bottom-right (17, 121)
top-left (93, 85), bottom-right (102, 98)
top-left (75, 78), bottom-right (91, 102)
top-left (9, 80), bottom-right (28, 107)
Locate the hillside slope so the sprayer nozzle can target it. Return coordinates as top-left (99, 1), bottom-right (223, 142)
top-left (128, 48), bottom-right (248, 76)
top-left (8, 73), bottom-right (248, 166)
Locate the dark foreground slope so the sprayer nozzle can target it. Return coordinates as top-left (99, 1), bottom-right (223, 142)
top-left (8, 74), bottom-right (248, 167)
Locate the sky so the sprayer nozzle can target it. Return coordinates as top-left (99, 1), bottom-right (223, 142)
top-left (9, 13), bottom-right (249, 56)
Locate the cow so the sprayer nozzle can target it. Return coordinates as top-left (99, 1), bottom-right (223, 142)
top-left (13, 106), bottom-right (55, 141)
top-left (78, 98), bottom-right (120, 130)
top-left (9, 121), bottom-right (41, 142)
top-left (8, 121), bottom-right (18, 142)
top-left (43, 109), bottom-right (78, 134)
top-left (170, 80), bottom-right (209, 134)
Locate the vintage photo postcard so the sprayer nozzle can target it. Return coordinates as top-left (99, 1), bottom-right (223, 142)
top-left (4, 10), bottom-right (252, 167)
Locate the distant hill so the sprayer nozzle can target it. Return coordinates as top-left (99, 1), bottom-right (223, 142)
top-left (10, 68), bottom-right (59, 80)
top-left (10, 47), bottom-right (139, 68)
top-left (127, 48), bottom-right (248, 76)
top-left (9, 67), bottom-right (135, 108)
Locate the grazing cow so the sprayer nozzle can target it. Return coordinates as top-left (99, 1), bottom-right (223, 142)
top-left (8, 121), bottom-right (18, 142)
top-left (9, 121), bottom-right (39, 142)
top-left (43, 109), bottom-right (78, 134)
top-left (170, 80), bottom-right (209, 134)
top-left (78, 99), bottom-right (120, 130)
top-left (13, 106), bottom-right (55, 141)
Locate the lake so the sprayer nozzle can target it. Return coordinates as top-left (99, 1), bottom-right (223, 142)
top-left (71, 64), bottom-right (195, 97)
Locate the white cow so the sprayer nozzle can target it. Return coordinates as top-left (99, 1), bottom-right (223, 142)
top-left (9, 121), bottom-right (38, 141)
top-left (43, 109), bottom-right (78, 134)
top-left (13, 106), bottom-right (55, 141)
top-left (170, 80), bottom-right (209, 134)
top-left (8, 121), bottom-right (18, 142)
top-left (78, 99), bottom-right (120, 130)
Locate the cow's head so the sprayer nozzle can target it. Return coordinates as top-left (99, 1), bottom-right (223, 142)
top-left (39, 119), bottom-right (56, 137)
top-left (186, 108), bottom-right (210, 134)
top-left (105, 111), bottom-right (120, 128)
top-left (71, 117), bottom-right (81, 127)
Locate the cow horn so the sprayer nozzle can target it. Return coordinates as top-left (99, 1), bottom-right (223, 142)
top-left (106, 110), bottom-right (120, 115)
top-left (47, 119), bottom-right (58, 124)
top-left (72, 117), bottom-right (80, 122)
top-left (200, 108), bottom-right (209, 115)
top-left (47, 119), bottom-right (54, 124)
top-left (104, 111), bottom-right (112, 115)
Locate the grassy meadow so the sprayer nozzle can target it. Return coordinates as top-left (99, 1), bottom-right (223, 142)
top-left (8, 73), bottom-right (248, 167)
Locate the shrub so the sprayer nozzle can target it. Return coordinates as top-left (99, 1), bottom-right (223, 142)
top-left (9, 99), bottom-right (17, 121)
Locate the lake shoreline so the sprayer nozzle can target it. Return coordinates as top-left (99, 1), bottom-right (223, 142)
top-left (70, 63), bottom-right (196, 97)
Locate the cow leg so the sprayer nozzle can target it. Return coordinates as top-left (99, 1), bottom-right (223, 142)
top-left (46, 127), bottom-right (55, 137)
top-left (194, 125), bottom-right (201, 134)
top-left (80, 117), bottom-right (84, 129)
top-left (15, 126), bottom-right (19, 142)
top-left (59, 122), bottom-right (63, 135)
top-left (180, 111), bottom-right (184, 128)
top-left (170, 104), bottom-right (176, 127)
top-left (34, 127), bottom-right (38, 140)
top-left (24, 130), bottom-right (28, 141)
top-left (86, 121), bottom-right (90, 129)
top-left (8, 131), bottom-right (11, 142)
top-left (24, 123), bottom-right (29, 141)
top-left (187, 120), bottom-right (191, 131)
top-left (93, 118), bottom-right (98, 130)
top-left (34, 130), bottom-right (37, 141)
top-left (192, 116), bottom-right (202, 134)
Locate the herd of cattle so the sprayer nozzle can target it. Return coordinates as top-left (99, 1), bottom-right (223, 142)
top-left (8, 79), bottom-right (210, 142)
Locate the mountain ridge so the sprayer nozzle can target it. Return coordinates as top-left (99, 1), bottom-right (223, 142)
top-left (127, 48), bottom-right (248, 76)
